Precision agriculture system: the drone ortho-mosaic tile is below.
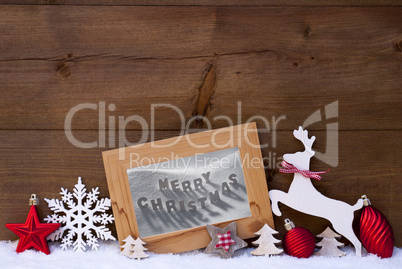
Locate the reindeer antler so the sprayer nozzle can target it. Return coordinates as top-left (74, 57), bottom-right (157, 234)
top-left (293, 126), bottom-right (315, 153)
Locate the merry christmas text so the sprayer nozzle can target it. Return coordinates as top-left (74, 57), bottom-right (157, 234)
top-left (137, 172), bottom-right (238, 213)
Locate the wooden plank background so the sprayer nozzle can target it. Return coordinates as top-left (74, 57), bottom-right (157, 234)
top-left (0, 1), bottom-right (401, 248)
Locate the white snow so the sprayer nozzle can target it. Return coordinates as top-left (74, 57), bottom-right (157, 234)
top-left (1, 241), bottom-right (401, 269)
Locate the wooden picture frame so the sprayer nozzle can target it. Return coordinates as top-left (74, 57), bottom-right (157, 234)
top-left (102, 122), bottom-right (273, 253)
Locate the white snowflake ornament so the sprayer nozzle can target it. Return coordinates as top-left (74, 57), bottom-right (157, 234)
top-left (44, 177), bottom-right (116, 252)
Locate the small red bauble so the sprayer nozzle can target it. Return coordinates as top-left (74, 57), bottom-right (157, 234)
top-left (360, 195), bottom-right (394, 258)
top-left (5, 194), bottom-right (60, 255)
top-left (282, 219), bottom-right (315, 258)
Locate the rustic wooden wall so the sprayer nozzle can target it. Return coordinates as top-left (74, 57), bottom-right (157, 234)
top-left (0, 1), bottom-right (401, 247)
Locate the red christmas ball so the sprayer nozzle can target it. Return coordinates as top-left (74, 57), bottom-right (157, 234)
top-left (282, 219), bottom-right (315, 258)
top-left (360, 195), bottom-right (394, 258)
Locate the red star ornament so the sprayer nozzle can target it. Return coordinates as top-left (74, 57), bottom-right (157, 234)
top-left (6, 205), bottom-right (60, 254)
top-left (215, 231), bottom-right (236, 252)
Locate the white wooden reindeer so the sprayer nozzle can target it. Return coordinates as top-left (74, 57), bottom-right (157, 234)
top-left (269, 127), bottom-right (364, 256)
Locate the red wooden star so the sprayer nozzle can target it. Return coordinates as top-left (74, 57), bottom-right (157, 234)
top-left (5, 205), bottom-right (60, 254)
top-left (215, 231), bottom-right (236, 252)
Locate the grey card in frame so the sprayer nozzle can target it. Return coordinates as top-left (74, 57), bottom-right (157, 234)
top-left (126, 147), bottom-right (251, 238)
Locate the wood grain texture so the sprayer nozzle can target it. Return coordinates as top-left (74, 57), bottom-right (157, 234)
top-left (0, 7), bottom-right (400, 131)
top-left (0, 0), bottom-right (401, 6)
top-left (0, 4), bottom-right (401, 248)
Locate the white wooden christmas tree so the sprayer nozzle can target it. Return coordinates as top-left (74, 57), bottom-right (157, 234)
top-left (315, 227), bottom-right (346, 257)
top-left (120, 235), bottom-right (135, 257)
top-left (120, 235), bottom-right (149, 260)
top-left (130, 237), bottom-right (149, 260)
top-left (251, 224), bottom-right (283, 256)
